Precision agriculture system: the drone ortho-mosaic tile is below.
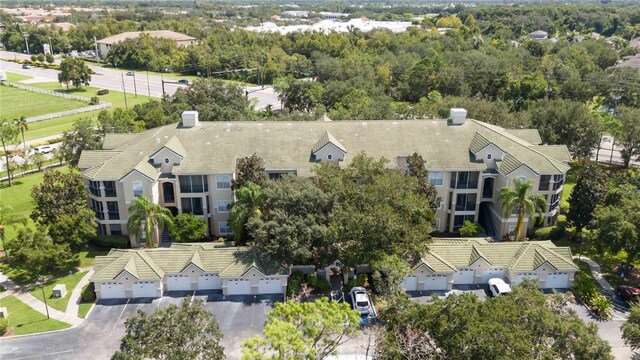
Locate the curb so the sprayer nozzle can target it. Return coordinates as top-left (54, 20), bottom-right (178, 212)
top-left (0, 322), bottom-right (81, 340)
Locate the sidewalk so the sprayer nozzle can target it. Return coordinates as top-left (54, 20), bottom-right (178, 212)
top-left (574, 256), bottom-right (614, 291)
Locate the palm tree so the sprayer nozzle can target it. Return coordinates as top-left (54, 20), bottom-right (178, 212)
top-left (498, 178), bottom-right (547, 240)
top-left (0, 205), bottom-right (28, 261)
top-left (15, 116), bottom-right (28, 150)
top-left (229, 182), bottom-right (265, 244)
top-left (127, 196), bottom-right (174, 248)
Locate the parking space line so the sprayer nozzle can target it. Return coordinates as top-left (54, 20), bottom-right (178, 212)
top-left (113, 299), bottom-right (130, 329)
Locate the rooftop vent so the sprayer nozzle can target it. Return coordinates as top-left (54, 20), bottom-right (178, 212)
top-left (450, 108), bottom-right (467, 125)
top-left (181, 111), bottom-right (199, 128)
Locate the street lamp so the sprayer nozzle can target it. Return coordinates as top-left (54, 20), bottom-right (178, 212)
top-left (37, 275), bottom-right (50, 319)
top-left (22, 32), bottom-right (30, 55)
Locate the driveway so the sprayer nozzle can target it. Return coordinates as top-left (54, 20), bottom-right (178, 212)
top-left (0, 291), bottom-right (280, 360)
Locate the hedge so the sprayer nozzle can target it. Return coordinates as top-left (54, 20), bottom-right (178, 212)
top-left (91, 235), bottom-right (130, 249)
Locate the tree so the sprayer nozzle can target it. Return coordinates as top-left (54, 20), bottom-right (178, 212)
top-left (229, 182), bottom-right (265, 244)
top-left (45, 53), bottom-right (54, 64)
top-left (274, 77), bottom-right (326, 113)
top-left (127, 195), bottom-right (174, 248)
top-left (170, 213), bottom-right (207, 243)
top-left (32, 153), bottom-right (45, 171)
top-left (498, 178), bottom-right (546, 240)
top-left (459, 220), bottom-right (484, 237)
top-left (232, 153), bottom-right (267, 190)
top-left (112, 299), bottom-right (224, 360)
top-left (15, 116), bottom-right (28, 149)
top-left (31, 170), bottom-right (86, 226)
top-left (622, 303), bottom-right (640, 350)
top-left (60, 118), bottom-right (103, 167)
top-left (241, 298), bottom-right (361, 360)
top-left (0, 205), bottom-right (27, 260)
top-left (97, 109), bottom-right (144, 135)
top-left (36, 53), bottom-right (45, 62)
top-left (0, 118), bottom-right (20, 186)
top-left (567, 160), bottom-right (609, 232)
top-left (169, 79), bottom-right (255, 122)
top-left (58, 57), bottom-right (92, 89)
top-left (405, 152), bottom-right (440, 210)
top-left (48, 209), bottom-right (97, 251)
top-left (5, 227), bottom-right (76, 275)
top-left (379, 282), bottom-right (612, 359)
top-left (615, 106), bottom-right (640, 168)
top-left (436, 15), bottom-right (463, 28)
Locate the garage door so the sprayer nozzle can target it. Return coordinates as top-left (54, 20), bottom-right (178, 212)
top-left (453, 269), bottom-right (475, 284)
top-left (481, 269), bottom-right (504, 283)
top-left (513, 273), bottom-right (539, 285)
top-left (402, 276), bottom-right (418, 291)
top-left (99, 282), bottom-right (126, 299)
top-left (423, 275), bottom-right (448, 290)
top-left (132, 281), bottom-right (157, 298)
top-left (198, 274), bottom-right (221, 290)
top-left (258, 278), bottom-right (283, 294)
top-left (544, 272), bottom-right (569, 289)
top-left (167, 275), bottom-right (191, 291)
top-left (227, 279), bottom-right (252, 295)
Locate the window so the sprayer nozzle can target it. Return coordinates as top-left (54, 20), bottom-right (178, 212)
top-left (103, 181), bottom-right (117, 197)
top-left (453, 215), bottom-right (475, 232)
top-left (438, 201), bottom-right (444, 210)
top-left (217, 200), bottom-right (231, 213)
top-left (549, 193), bottom-right (560, 212)
top-left (429, 172), bottom-right (444, 186)
top-left (215, 175), bottom-right (231, 189)
top-left (89, 180), bottom-right (101, 197)
top-left (434, 218), bottom-right (441, 231)
top-left (267, 171), bottom-right (297, 180)
top-left (164, 158), bottom-right (170, 164)
top-left (107, 201), bottom-right (119, 220)
top-left (132, 181), bottom-right (143, 197)
top-left (98, 224), bottom-right (107, 235)
top-left (109, 224), bottom-right (122, 235)
top-left (179, 175), bottom-right (208, 193)
top-left (517, 176), bottom-right (527, 183)
top-left (487, 154), bottom-right (492, 160)
top-left (327, 154), bottom-right (333, 160)
top-left (552, 174), bottom-right (564, 191)
top-left (181, 197), bottom-right (203, 215)
top-left (450, 172), bottom-right (479, 189)
top-left (455, 193), bottom-right (477, 212)
top-left (219, 222), bottom-right (231, 235)
top-left (90, 199), bottom-right (104, 220)
top-left (539, 175), bottom-right (551, 191)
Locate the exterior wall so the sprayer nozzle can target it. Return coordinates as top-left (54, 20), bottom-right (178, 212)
top-left (474, 144), bottom-right (504, 169)
top-left (209, 174), bottom-right (233, 237)
top-left (410, 264), bottom-right (454, 291)
top-left (221, 268), bottom-right (288, 296)
top-left (150, 148), bottom-right (182, 172)
top-left (425, 169), bottom-right (451, 233)
top-left (314, 143), bottom-right (345, 162)
top-left (506, 266), bottom-right (576, 288)
top-left (94, 271), bottom-right (162, 300)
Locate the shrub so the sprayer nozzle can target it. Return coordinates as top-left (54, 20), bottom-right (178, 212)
top-left (97, 89), bottom-right (109, 95)
top-left (170, 213), bottom-right (207, 242)
top-left (460, 220), bottom-right (484, 237)
top-left (30, 54), bottom-right (37, 62)
top-left (307, 273), bottom-right (331, 292)
top-left (287, 272), bottom-right (303, 296)
top-left (80, 283), bottom-right (96, 302)
top-left (0, 318), bottom-right (8, 335)
top-left (346, 274), bottom-right (367, 292)
top-left (91, 235), bottom-right (130, 249)
top-left (533, 226), bottom-right (554, 240)
top-left (573, 274), bottom-right (612, 318)
top-left (36, 53), bottom-right (45, 62)
top-left (89, 96), bottom-right (99, 105)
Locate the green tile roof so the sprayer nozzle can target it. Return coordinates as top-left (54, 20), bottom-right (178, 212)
top-left (91, 251), bottom-right (165, 281)
top-left (532, 145), bottom-right (572, 164)
top-left (468, 132), bottom-right (493, 154)
top-left (103, 134), bottom-right (138, 150)
top-left (505, 129), bottom-right (542, 144)
top-left (78, 150), bottom-right (121, 170)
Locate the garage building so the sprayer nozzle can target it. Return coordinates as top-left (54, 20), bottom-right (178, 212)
top-left (91, 243), bottom-right (288, 300)
top-left (402, 238), bottom-right (578, 292)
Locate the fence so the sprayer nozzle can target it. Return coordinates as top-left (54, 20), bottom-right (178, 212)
top-left (2, 81), bottom-right (112, 123)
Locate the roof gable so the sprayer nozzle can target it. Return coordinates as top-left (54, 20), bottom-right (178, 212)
top-left (312, 131), bottom-right (347, 154)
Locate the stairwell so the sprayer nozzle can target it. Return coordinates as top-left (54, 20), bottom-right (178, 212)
top-left (160, 226), bottom-right (172, 246)
top-left (479, 203), bottom-right (496, 239)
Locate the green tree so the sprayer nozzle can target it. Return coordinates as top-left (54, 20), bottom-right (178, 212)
top-left (498, 178), bottom-right (546, 240)
top-left (47, 209), bottom-right (97, 252)
top-left (436, 15), bottom-right (463, 28)
top-left (459, 220), bottom-right (484, 237)
top-left (229, 182), bottom-right (265, 244)
top-left (132, 100), bottom-right (179, 129)
top-left (15, 116), bottom-right (28, 149)
top-left (58, 57), bottom-right (92, 89)
top-left (32, 153), bottom-right (45, 171)
top-left (36, 53), bottom-right (45, 62)
top-left (232, 153), bottom-right (267, 190)
top-left (170, 213), bottom-right (207, 243)
top-left (0, 205), bottom-right (27, 260)
top-left (169, 79), bottom-right (255, 122)
top-left (615, 106), bottom-right (640, 168)
top-left (567, 160), bottom-right (609, 232)
top-left (0, 118), bottom-right (20, 186)
top-left (45, 53), bottom-right (54, 64)
top-left (405, 152), bottom-right (441, 210)
top-left (274, 77), bottom-right (326, 113)
top-left (112, 299), bottom-right (224, 360)
top-left (127, 195), bottom-right (174, 248)
top-left (31, 170), bottom-right (87, 226)
top-left (60, 118), bottom-right (103, 167)
top-left (97, 109), bottom-right (144, 135)
top-left (241, 298), bottom-right (361, 360)
top-left (6, 227), bottom-right (76, 275)
top-left (622, 303), bottom-right (640, 351)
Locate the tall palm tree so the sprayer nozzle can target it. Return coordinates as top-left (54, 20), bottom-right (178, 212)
top-left (498, 178), bottom-right (547, 240)
top-left (15, 116), bottom-right (28, 150)
top-left (127, 195), bottom-right (173, 248)
top-left (0, 205), bottom-right (28, 261)
top-left (229, 182), bottom-right (265, 244)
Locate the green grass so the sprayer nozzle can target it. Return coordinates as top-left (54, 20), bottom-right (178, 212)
top-left (77, 283), bottom-right (95, 319)
top-left (0, 295), bottom-right (71, 335)
top-left (78, 249), bottom-right (109, 268)
top-left (89, 63), bottom-right (252, 86)
top-left (0, 85), bottom-right (89, 120)
top-left (29, 271), bottom-right (88, 313)
top-left (561, 175), bottom-right (576, 210)
top-left (6, 72), bottom-right (32, 82)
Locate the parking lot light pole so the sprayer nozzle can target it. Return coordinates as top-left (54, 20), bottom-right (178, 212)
top-left (22, 32), bottom-right (30, 55)
top-left (38, 275), bottom-right (50, 319)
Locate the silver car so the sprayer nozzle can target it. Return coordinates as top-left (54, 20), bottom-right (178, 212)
top-left (349, 286), bottom-right (371, 315)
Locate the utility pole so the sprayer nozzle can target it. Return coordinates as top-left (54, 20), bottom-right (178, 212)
top-left (132, 72), bottom-right (138, 97)
top-left (22, 32), bottom-right (30, 55)
top-left (161, 73), bottom-right (166, 96)
top-left (94, 36), bottom-right (100, 63)
top-left (121, 73), bottom-right (129, 109)
top-left (146, 70), bottom-right (151, 97)
top-left (38, 276), bottom-right (50, 319)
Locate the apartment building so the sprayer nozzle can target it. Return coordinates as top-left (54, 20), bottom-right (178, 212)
top-left (78, 109), bottom-right (571, 246)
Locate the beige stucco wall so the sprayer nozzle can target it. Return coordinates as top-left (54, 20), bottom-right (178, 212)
top-left (221, 268), bottom-right (288, 296)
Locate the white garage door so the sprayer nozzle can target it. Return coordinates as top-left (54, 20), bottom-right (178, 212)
top-left (423, 275), bottom-right (448, 290)
top-left (453, 269), bottom-right (475, 284)
top-left (167, 275), bottom-right (191, 291)
top-left (132, 281), bottom-right (157, 298)
top-left (402, 276), bottom-right (418, 291)
top-left (99, 282), bottom-right (126, 299)
top-left (227, 279), bottom-right (252, 295)
top-left (481, 269), bottom-right (504, 283)
top-left (545, 272), bottom-right (569, 289)
top-left (198, 274), bottom-right (221, 290)
top-left (258, 278), bottom-right (283, 294)
top-left (513, 273), bottom-right (539, 284)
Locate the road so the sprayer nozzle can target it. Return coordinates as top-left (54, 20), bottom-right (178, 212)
top-left (593, 135), bottom-right (640, 168)
top-left (0, 54), bottom-right (280, 110)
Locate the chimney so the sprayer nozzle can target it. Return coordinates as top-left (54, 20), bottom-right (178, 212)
top-left (450, 108), bottom-right (467, 125)
top-left (181, 111), bottom-right (199, 128)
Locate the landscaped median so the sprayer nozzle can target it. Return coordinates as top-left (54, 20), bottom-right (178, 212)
top-left (0, 296), bottom-right (70, 336)
top-left (28, 271), bottom-right (88, 313)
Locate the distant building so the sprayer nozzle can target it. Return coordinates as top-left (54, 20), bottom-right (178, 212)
top-left (96, 30), bottom-right (196, 58)
top-left (282, 10), bottom-right (309, 18)
top-left (37, 22), bottom-right (75, 32)
top-left (319, 12), bottom-right (349, 20)
top-left (529, 30), bottom-right (549, 40)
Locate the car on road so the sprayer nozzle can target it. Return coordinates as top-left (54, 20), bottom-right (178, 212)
top-left (488, 278), bottom-right (512, 297)
top-left (616, 285), bottom-right (640, 302)
top-left (349, 286), bottom-right (371, 315)
top-left (22, 64), bottom-right (31, 69)
top-left (126, 71), bottom-right (135, 76)
top-left (32, 145), bottom-right (55, 154)
top-left (178, 79), bottom-right (189, 85)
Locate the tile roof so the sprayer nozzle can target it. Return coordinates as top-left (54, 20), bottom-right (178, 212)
top-left (468, 132), bottom-right (493, 154)
top-left (312, 131), bottom-right (347, 154)
top-left (505, 129), bottom-right (542, 145)
top-left (531, 145), bottom-right (572, 163)
top-left (90, 245), bottom-right (288, 282)
top-left (97, 30), bottom-right (196, 45)
top-left (103, 134), bottom-right (138, 150)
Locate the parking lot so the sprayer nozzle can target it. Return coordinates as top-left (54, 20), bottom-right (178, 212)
top-left (0, 291), bottom-right (281, 360)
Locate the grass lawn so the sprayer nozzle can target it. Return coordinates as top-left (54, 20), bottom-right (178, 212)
top-left (77, 283), bottom-right (95, 319)
top-left (561, 174), bottom-right (576, 210)
top-left (89, 63), bottom-right (252, 86)
top-left (29, 271), bottom-right (88, 313)
top-left (0, 85), bottom-right (89, 120)
top-left (6, 72), bottom-right (32, 82)
top-left (78, 249), bottom-right (110, 268)
top-left (0, 295), bottom-right (70, 335)
top-left (28, 82), bottom-right (153, 109)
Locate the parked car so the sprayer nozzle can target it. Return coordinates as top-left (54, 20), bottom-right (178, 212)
top-left (349, 287), bottom-right (371, 315)
top-left (22, 63), bottom-right (31, 69)
top-left (177, 79), bottom-right (189, 85)
top-left (33, 145), bottom-right (54, 154)
top-left (488, 278), bottom-right (512, 297)
top-left (616, 285), bottom-right (640, 302)
top-left (126, 71), bottom-right (135, 76)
